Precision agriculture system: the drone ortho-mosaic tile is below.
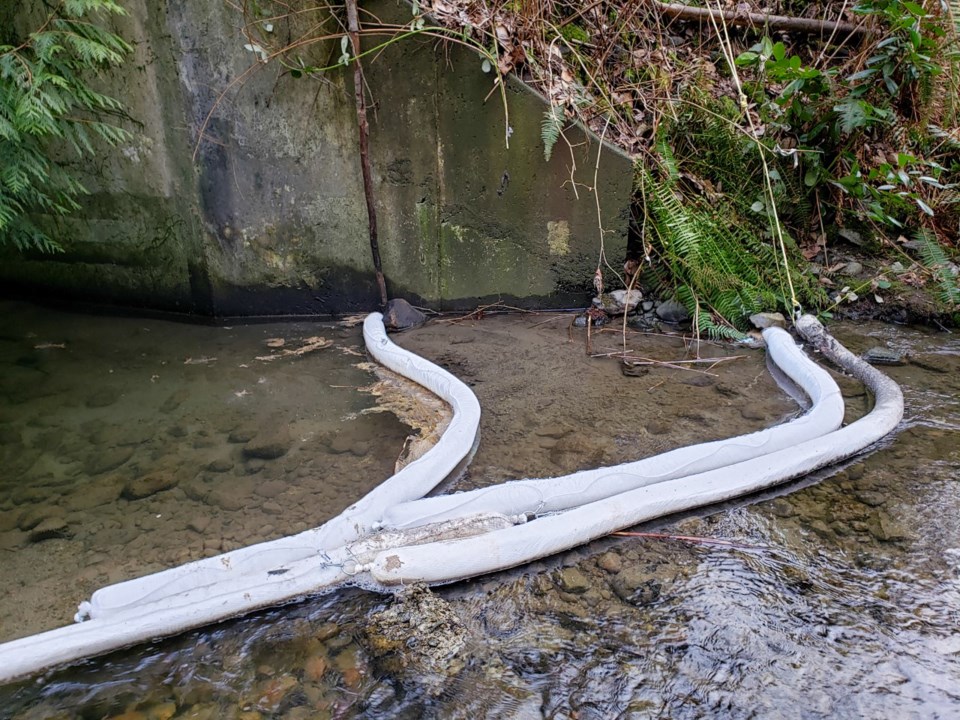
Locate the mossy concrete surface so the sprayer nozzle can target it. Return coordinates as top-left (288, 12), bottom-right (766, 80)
top-left (1, 0), bottom-right (632, 316)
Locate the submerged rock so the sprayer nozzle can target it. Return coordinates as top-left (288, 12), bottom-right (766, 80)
top-left (243, 429), bottom-right (291, 460)
top-left (384, 298), bottom-right (427, 331)
top-left (862, 346), bottom-right (906, 365)
top-left (123, 472), bottom-right (178, 500)
top-left (28, 516), bottom-right (70, 543)
top-left (364, 585), bottom-right (467, 688)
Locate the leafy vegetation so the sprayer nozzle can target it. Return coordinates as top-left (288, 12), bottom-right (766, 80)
top-left (229, 0), bottom-right (960, 323)
top-left (0, 0), bottom-right (130, 253)
top-left (410, 0), bottom-right (959, 322)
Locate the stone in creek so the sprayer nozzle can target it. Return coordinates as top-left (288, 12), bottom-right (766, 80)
top-left (593, 289), bottom-right (642, 316)
top-left (207, 488), bottom-right (243, 511)
top-left (384, 298), bottom-right (427, 331)
top-left (28, 516), bottom-right (70, 542)
top-left (17, 505), bottom-right (65, 531)
top-left (62, 478), bottom-right (123, 511)
top-left (597, 551), bottom-right (623, 574)
top-left (749, 312), bottom-right (787, 330)
top-left (228, 427), bottom-right (257, 444)
top-left (243, 430), bottom-right (291, 460)
top-left (557, 567), bottom-right (591, 594)
top-left (205, 458), bottom-right (234, 473)
top-left (86, 387), bottom-right (121, 408)
top-left (304, 654), bottom-right (328, 682)
top-left (843, 261), bottom-right (864, 276)
top-left (610, 567), bottom-right (662, 605)
top-left (84, 447), bottom-right (134, 476)
top-left (862, 346), bottom-right (906, 365)
top-left (255, 480), bottom-right (287, 499)
top-left (188, 516), bottom-right (211, 534)
top-left (655, 299), bottom-right (691, 324)
top-left (122, 472), bottom-right (178, 500)
top-left (740, 405), bottom-right (767, 421)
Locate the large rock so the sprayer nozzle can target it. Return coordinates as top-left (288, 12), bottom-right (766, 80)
top-left (384, 298), bottom-right (427, 331)
top-left (243, 429), bottom-right (291, 460)
top-left (123, 472), bottom-right (178, 500)
top-left (655, 299), bottom-right (691, 324)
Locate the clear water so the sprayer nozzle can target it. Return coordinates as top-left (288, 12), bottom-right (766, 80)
top-left (1, 306), bottom-right (958, 720)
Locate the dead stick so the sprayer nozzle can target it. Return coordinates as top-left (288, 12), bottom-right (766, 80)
top-left (612, 531), bottom-right (764, 549)
top-left (654, 1), bottom-right (868, 36)
top-left (346, 0), bottom-right (388, 308)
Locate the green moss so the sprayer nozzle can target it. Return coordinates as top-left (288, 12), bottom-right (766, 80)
top-left (559, 24), bottom-right (589, 44)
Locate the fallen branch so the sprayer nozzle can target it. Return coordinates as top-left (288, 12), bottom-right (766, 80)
top-left (346, 0), bottom-right (388, 307)
top-left (654, 1), bottom-right (868, 37)
top-left (612, 530), bottom-right (764, 549)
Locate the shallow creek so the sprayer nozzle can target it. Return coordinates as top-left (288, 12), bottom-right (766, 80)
top-left (1, 303), bottom-right (958, 719)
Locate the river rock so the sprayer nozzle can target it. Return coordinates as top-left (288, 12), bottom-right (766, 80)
top-left (255, 480), bottom-right (287, 499)
top-left (17, 505), bottom-right (65, 531)
top-left (228, 427), bottom-right (257, 444)
top-left (597, 551), bottom-right (623, 573)
top-left (656, 299), bottom-right (691, 324)
top-left (869, 511), bottom-right (909, 542)
top-left (28, 516), bottom-right (70, 542)
top-left (205, 458), bottom-right (233, 473)
top-left (843, 261), bottom-right (864, 276)
top-left (207, 487), bottom-right (243, 511)
top-left (610, 567), bottom-right (662, 605)
top-left (593, 289), bottom-right (642, 315)
top-left (62, 478), bottom-right (123, 511)
top-left (862, 346), bottom-right (906, 365)
top-left (243, 430), bottom-right (291, 460)
top-left (740, 405), bottom-right (766, 421)
top-left (188, 516), bottom-right (211, 534)
top-left (365, 585), bottom-right (467, 687)
top-left (85, 447), bottom-right (134, 476)
top-left (572, 311), bottom-right (608, 328)
top-left (557, 567), bottom-right (591, 594)
top-left (384, 298), bottom-right (427, 331)
top-left (749, 312), bottom-right (787, 330)
top-left (123, 472), bottom-right (178, 500)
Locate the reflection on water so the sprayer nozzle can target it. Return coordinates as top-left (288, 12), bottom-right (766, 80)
top-left (1, 307), bottom-right (958, 719)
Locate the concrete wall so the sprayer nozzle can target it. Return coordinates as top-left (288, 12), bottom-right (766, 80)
top-left (1, 0), bottom-right (633, 317)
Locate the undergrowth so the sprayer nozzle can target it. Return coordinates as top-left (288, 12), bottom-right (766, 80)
top-left (230, 0), bottom-right (959, 323)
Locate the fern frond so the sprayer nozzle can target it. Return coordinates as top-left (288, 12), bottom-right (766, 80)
top-left (915, 228), bottom-right (960, 306)
top-left (541, 105), bottom-right (563, 162)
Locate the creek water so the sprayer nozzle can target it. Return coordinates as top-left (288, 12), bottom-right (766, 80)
top-left (0, 302), bottom-right (958, 719)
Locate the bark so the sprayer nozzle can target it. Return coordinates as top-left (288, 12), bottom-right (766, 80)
top-left (346, 0), bottom-right (388, 307)
top-left (654, 2), bottom-right (868, 37)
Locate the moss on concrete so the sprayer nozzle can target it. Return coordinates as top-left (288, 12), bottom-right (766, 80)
top-left (2, 0), bottom-right (633, 316)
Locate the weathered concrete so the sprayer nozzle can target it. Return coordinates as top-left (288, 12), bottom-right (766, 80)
top-left (0, 0), bottom-right (633, 316)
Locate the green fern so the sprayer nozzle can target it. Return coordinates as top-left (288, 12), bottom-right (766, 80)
top-left (541, 105), bottom-right (564, 162)
top-left (915, 228), bottom-right (960, 307)
top-left (639, 106), bottom-right (824, 334)
top-left (0, 0), bottom-right (130, 252)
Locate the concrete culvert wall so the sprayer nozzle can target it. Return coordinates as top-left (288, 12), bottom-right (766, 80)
top-left (0, 0), bottom-right (633, 317)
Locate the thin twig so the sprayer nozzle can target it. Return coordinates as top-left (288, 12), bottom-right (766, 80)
top-left (613, 530), bottom-right (765, 549)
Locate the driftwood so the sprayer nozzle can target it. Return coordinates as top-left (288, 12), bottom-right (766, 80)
top-left (654, 2), bottom-right (868, 36)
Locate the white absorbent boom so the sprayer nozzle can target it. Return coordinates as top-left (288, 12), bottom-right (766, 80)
top-left (0, 312), bottom-right (902, 684)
